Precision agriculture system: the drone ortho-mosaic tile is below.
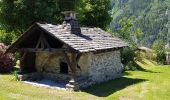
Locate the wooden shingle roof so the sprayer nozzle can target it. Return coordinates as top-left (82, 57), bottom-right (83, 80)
top-left (37, 23), bottom-right (127, 53)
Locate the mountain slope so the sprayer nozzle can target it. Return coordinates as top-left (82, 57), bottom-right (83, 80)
top-left (110, 0), bottom-right (170, 47)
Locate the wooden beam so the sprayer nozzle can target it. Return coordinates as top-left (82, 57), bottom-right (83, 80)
top-left (93, 47), bottom-right (122, 54)
top-left (63, 52), bottom-right (81, 84)
top-left (76, 53), bottom-right (81, 63)
top-left (36, 34), bottom-right (42, 49)
top-left (20, 51), bottom-right (28, 71)
top-left (75, 53), bottom-right (81, 70)
top-left (21, 52), bottom-right (27, 61)
top-left (43, 37), bottom-right (51, 48)
top-left (63, 51), bottom-right (72, 71)
top-left (40, 36), bottom-right (45, 49)
top-left (71, 53), bottom-right (77, 73)
top-left (41, 33), bottom-right (51, 48)
top-left (36, 33), bottom-right (51, 49)
top-left (68, 53), bottom-right (81, 83)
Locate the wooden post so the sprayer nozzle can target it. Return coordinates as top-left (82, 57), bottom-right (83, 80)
top-left (69, 53), bottom-right (77, 85)
top-left (70, 53), bottom-right (81, 83)
top-left (63, 51), bottom-right (81, 91)
top-left (17, 51), bottom-right (28, 81)
top-left (20, 51), bottom-right (27, 73)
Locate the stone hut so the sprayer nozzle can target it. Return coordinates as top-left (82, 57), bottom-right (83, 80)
top-left (7, 13), bottom-right (127, 90)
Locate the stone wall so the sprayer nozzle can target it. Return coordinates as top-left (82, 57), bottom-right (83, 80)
top-left (35, 52), bottom-right (91, 77)
top-left (36, 52), bottom-right (63, 73)
top-left (35, 50), bottom-right (123, 88)
top-left (89, 50), bottom-right (123, 83)
top-left (77, 53), bottom-right (91, 76)
top-left (78, 50), bottom-right (123, 88)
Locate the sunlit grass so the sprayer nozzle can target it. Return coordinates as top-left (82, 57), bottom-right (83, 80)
top-left (0, 60), bottom-right (170, 100)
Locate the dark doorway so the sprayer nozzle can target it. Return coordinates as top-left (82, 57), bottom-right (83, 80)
top-left (60, 62), bottom-right (68, 74)
top-left (21, 52), bottom-right (36, 74)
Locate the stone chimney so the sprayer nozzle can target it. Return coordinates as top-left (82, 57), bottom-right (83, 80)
top-left (62, 11), bottom-right (81, 35)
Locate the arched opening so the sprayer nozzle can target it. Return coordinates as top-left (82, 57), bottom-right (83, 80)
top-left (60, 62), bottom-right (68, 74)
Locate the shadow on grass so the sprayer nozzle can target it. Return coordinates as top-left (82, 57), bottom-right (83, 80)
top-left (124, 71), bottom-right (132, 75)
top-left (142, 70), bottom-right (161, 73)
top-left (82, 77), bottom-right (147, 97)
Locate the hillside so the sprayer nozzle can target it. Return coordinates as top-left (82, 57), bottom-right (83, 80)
top-left (110, 0), bottom-right (170, 47)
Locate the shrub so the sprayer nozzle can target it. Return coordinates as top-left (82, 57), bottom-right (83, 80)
top-left (121, 47), bottom-right (135, 65)
top-left (152, 39), bottom-right (166, 64)
top-left (0, 30), bottom-right (19, 45)
top-left (121, 47), bottom-right (139, 70)
top-left (0, 43), bottom-right (14, 73)
top-left (155, 50), bottom-right (166, 64)
top-left (11, 71), bottom-right (19, 81)
top-left (124, 61), bottom-right (137, 71)
top-left (136, 49), bottom-right (157, 61)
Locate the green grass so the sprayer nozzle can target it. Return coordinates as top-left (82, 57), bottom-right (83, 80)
top-left (0, 61), bottom-right (170, 100)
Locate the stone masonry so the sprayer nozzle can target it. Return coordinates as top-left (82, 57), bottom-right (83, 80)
top-left (89, 50), bottom-right (123, 83)
top-left (22, 50), bottom-right (123, 88)
top-left (78, 50), bottom-right (123, 87)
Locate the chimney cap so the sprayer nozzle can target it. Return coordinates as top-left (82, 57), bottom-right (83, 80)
top-left (62, 11), bottom-right (77, 19)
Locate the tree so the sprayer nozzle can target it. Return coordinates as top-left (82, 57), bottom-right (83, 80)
top-left (134, 28), bottom-right (144, 44)
top-left (152, 39), bottom-right (166, 64)
top-left (110, 0), bottom-right (170, 47)
top-left (114, 17), bottom-right (144, 46)
top-left (0, 29), bottom-right (16, 45)
top-left (0, 0), bottom-right (63, 34)
top-left (117, 17), bottom-right (132, 41)
top-left (76, 0), bottom-right (112, 30)
top-left (0, 0), bottom-right (112, 33)
top-left (115, 17), bottom-right (145, 70)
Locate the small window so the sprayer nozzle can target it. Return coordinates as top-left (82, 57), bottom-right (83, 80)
top-left (60, 62), bottom-right (68, 74)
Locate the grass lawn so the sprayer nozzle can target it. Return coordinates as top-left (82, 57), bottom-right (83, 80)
top-left (0, 61), bottom-right (170, 100)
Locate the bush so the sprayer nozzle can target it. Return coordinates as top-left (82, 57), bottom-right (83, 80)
top-left (124, 61), bottom-right (137, 71)
top-left (0, 43), bottom-right (14, 73)
top-left (121, 47), bottom-right (139, 70)
top-left (155, 50), bottom-right (166, 64)
top-left (136, 50), bottom-right (157, 61)
top-left (0, 30), bottom-right (19, 45)
top-left (121, 47), bottom-right (135, 65)
top-left (152, 39), bottom-right (166, 64)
